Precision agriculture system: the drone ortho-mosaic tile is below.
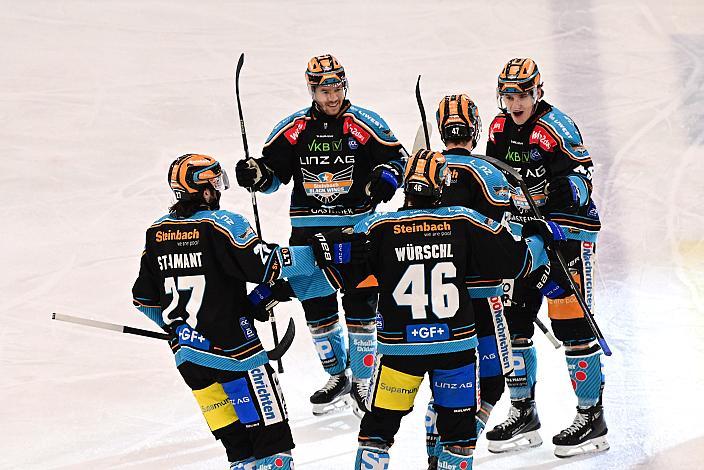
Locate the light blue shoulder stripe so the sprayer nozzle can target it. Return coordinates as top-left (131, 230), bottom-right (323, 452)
top-left (189, 210), bottom-right (258, 247)
top-left (347, 105), bottom-right (398, 143)
top-left (445, 153), bottom-right (511, 204)
top-left (353, 206), bottom-right (502, 234)
top-left (540, 107), bottom-right (590, 160)
top-left (264, 107), bottom-right (310, 144)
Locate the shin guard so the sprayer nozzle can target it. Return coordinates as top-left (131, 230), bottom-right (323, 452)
top-left (507, 341), bottom-right (537, 401)
top-left (309, 321), bottom-right (347, 375)
top-left (565, 343), bottom-right (604, 407)
top-left (438, 446), bottom-right (473, 470)
top-left (230, 457), bottom-right (255, 470)
top-left (348, 321), bottom-right (376, 380)
top-left (256, 453), bottom-right (293, 470)
top-left (425, 400), bottom-right (441, 459)
top-left (355, 445), bottom-right (390, 470)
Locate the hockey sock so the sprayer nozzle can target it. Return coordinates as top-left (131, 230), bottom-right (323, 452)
top-left (437, 446), bottom-right (473, 470)
top-left (256, 452), bottom-right (293, 470)
top-left (348, 320), bottom-right (376, 380)
top-left (507, 340), bottom-right (537, 401)
top-left (229, 457), bottom-right (255, 470)
top-left (309, 321), bottom-right (348, 375)
top-left (476, 401), bottom-right (494, 437)
top-left (355, 444), bottom-right (390, 470)
top-left (565, 343), bottom-right (604, 407)
top-left (424, 400), bottom-right (440, 458)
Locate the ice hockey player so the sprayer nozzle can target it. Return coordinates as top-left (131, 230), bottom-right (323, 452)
top-left (484, 58), bottom-right (608, 458)
top-left (234, 54), bottom-right (408, 416)
top-left (132, 154), bottom-right (331, 470)
top-left (309, 149), bottom-right (566, 470)
top-left (423, 94), bottom-right (515, 468)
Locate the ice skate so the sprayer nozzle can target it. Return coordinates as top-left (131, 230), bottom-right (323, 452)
top-left (310, 370), bottom-right (352, 416)
top-left (486, 399), bottom-right (542, 453)
top-left (350, 378), bottom-right (370, 418)
top-left (553, 404), bottom-right (609, 458)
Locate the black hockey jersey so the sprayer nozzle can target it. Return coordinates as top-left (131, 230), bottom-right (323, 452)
top-left (326, 206), bottom-right (548, 356)
top-left (441, 148), bottom-right (512, 299)
top-left (486, 100), bottom-right (600, 242)
top-left (132, 209), bottom-right (281, 371)
top-left (257, 101), bottom-right (407, 228)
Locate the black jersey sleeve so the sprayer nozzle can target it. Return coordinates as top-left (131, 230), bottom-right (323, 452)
top-left (132, 247), bottom-right (166, 329)
top-left (464, 211), bottom-right (547, 281)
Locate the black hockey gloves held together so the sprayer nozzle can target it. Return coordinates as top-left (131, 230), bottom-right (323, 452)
top-left (544, 176), bottom-right (581, 213)
top-left (247, 279), bottom-right (295, 322)
top-left (366, 164), bottom-right (401, 203)
top-left (235, 158), bottom-right (273, 192)
top-left (309, 228), bottom-right (370, 267)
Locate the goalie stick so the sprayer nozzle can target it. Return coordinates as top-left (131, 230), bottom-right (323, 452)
top-left (51, 312), bottom-right (296, 362)
top-left (236, 52), bottom-right (285, 372)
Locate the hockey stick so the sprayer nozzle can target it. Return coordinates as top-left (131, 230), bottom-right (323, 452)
top-left (52, 312), bottom-right (295, 362)
top-left (534, 317), bottom-right (560, 349)
top-left (235, 53), bottom-right (285, 372)
top-left (414, 77), bottom-right (570, 351)
top-left (469, 153), bottom-right (612, 356)
top-left (415, 75), bottom-right (431, 149)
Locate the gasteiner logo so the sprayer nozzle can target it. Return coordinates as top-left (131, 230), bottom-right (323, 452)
top-left (529, 126), bottom-right (558, 151)
top-left (284, 118), bottom-right (307, 145)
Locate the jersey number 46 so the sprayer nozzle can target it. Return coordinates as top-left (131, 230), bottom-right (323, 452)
top-left (392, 262), bottom-right (459, 319)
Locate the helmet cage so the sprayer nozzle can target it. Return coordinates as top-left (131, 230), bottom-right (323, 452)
top-left (169, 154), bottom-right (229, 200)
top-left (305, 54), bottom-right (348, 97)
top-left (497, 58), bottom-right (542, 111)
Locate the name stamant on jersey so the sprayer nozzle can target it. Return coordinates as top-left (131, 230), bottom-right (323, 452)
top-left (395, 243), bottom-right (453, 262)
top-left (157, 252), bottom-right (203, 271)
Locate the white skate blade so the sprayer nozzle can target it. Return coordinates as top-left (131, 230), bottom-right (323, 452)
top-left (487, 430), bottom-right (543, 454)
top-left (554, 435), bottom-right (610, 458)
top-left (311, 395), bottom-right (351, 416)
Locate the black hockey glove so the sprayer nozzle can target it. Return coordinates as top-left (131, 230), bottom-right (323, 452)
top-left (544, 176), bottom-right (581, 213)
top-left (522, 219), bottom-right (566, 247)
top-left (247, 279), bottom-right (295, 322)
top-left (366, 164), bottom-right (401, 203)
top-left (527, 262), bottom-right (572, 300)
top-left (235, 158), bottom-right (273, 192)
top-left (309, 228), bottom-right (370, 267)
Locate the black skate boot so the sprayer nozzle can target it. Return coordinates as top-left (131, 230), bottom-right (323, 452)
top-left (553, 404), bottom-right (609, 458)
top-left (310, 370), bottom-right (351, 416)
top-left (350, 378), bottom-right (370, 418)
top-left (486, 399), bottom-right (542, 453)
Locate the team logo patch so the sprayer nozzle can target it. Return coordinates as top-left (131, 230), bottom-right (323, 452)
top-left (239, 316), bottom-right (256, 340)
top-left (375, 312), bottom-right (384, 329)
top-left (301, 166), bottom-right (354, 203)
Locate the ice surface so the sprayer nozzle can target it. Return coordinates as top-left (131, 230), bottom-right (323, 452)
top-left (2, 1), bottom-right (703, 468)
